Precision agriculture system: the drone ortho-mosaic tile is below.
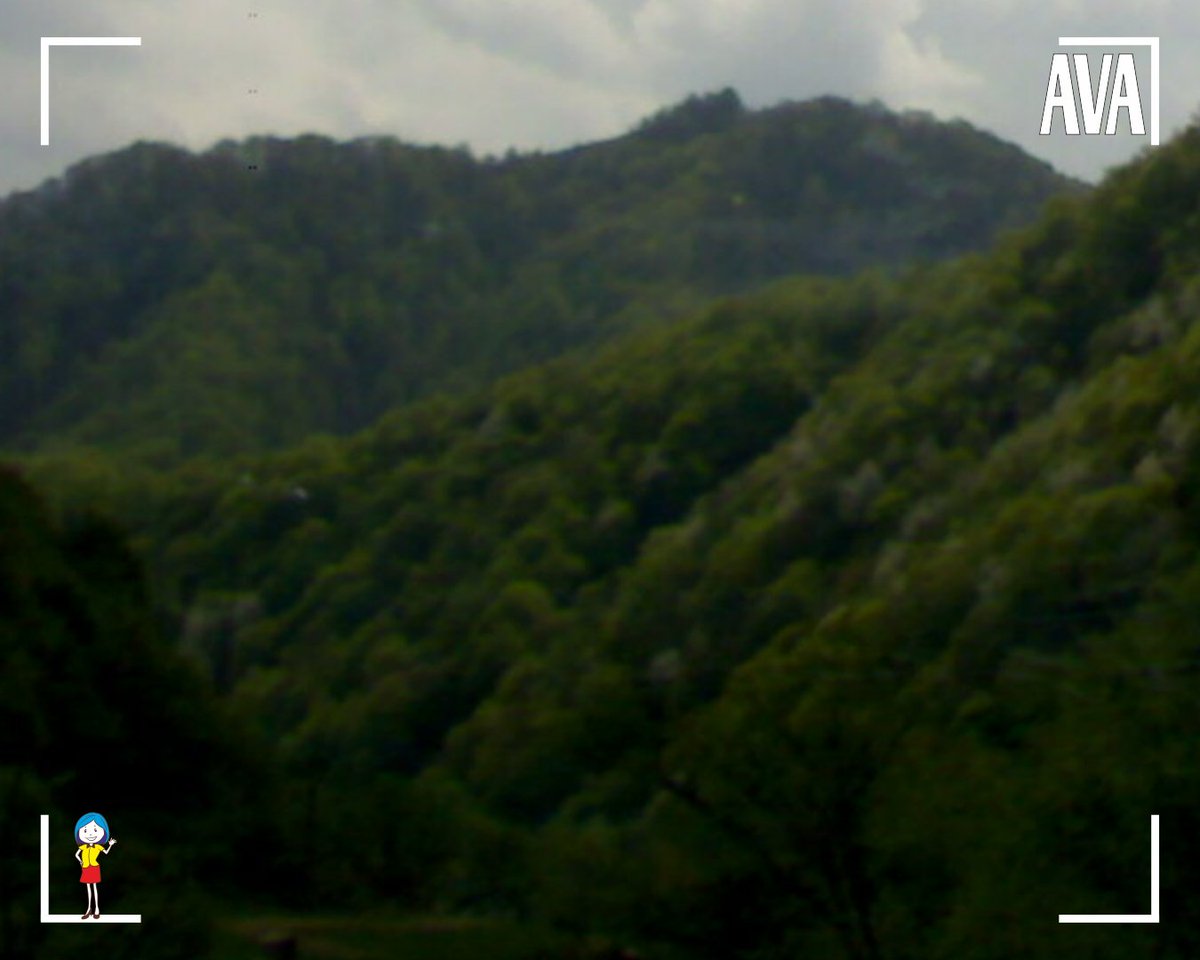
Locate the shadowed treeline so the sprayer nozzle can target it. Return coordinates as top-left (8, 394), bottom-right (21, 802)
top-left (0, 468), bottom-right (279, 959)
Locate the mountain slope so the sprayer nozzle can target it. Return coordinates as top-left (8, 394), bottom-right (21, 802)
top-left (0, 91), bottom-right (1079, 462)
top-left (51, 120), bottom-right (1200, 959)
top-left (0, 468), bottom-right (273, 958)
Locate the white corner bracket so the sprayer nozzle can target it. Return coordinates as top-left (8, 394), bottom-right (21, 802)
top-left (1059, 814), bottom-right (1159, 924)
top-left (40, 37), bottom-right (142, 146)
top-left (40, 815), bottom-right (141, 923)
top-left (1057, 37), bottom-right (1160, 145)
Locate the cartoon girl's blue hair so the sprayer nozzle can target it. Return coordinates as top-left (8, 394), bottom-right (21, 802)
top-left (74, 813), bottom-right (109, 843)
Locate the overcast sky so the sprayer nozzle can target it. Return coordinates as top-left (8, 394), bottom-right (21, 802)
top-left (0, 0), bottom-right (1195, 199)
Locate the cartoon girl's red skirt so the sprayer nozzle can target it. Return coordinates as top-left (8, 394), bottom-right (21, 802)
top-left (80, 866), bottom-right (100, 884)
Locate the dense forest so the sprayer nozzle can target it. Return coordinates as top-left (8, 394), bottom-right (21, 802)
top-left (6, 91), bottom-right (1200, 959)
top-left (0, 91), bottom-right (1076, 463)
top-left (0, 468), bottom-right (275, 958)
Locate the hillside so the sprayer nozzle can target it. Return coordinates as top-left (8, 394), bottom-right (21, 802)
top-left (0, 469), bottom-right (274, 959)
top-left (0, 90), bottom-right (1079, 463)
top-left (28, 117), bottom-right (1200, 959)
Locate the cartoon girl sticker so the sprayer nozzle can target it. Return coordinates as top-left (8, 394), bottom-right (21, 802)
top-left (74, 813), bottom-right (116, 920)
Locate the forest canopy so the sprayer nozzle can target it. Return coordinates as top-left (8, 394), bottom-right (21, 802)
top-left (9, 94), bottom-right (1200, 959)
top-left (0, 93), bottom-right (1078, 463)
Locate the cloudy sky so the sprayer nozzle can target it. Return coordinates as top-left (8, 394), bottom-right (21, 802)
top-left (0, 0), bottom-right (1194, 198)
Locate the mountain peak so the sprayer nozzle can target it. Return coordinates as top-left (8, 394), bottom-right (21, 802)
top-left (632, 87), bottom-right (746, 141)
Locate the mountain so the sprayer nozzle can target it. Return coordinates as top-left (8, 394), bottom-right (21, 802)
top-left (0, 90), bottom-right (1080, 463)
top-left (37, 117), bottom-right (1200, 958)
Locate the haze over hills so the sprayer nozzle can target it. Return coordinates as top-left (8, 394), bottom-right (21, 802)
top-left (0, 90), bottom-right (1080, 463)
top-left (11, 109), bottom-right (1199, 958)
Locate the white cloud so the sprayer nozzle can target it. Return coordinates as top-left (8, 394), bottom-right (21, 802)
top-left (413, 0), bottom-right (636, 81)
top-left (1, 0), bottom-right (1197, 198)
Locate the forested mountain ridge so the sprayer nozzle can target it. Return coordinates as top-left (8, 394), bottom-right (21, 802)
top-left (36, 119), bottom-right (1200, 958)
top-left (0, 90), bottom-right (1079, 463)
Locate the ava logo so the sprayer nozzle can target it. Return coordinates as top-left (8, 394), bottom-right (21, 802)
top-left (1040, 37), bottom-right (1160, 146)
